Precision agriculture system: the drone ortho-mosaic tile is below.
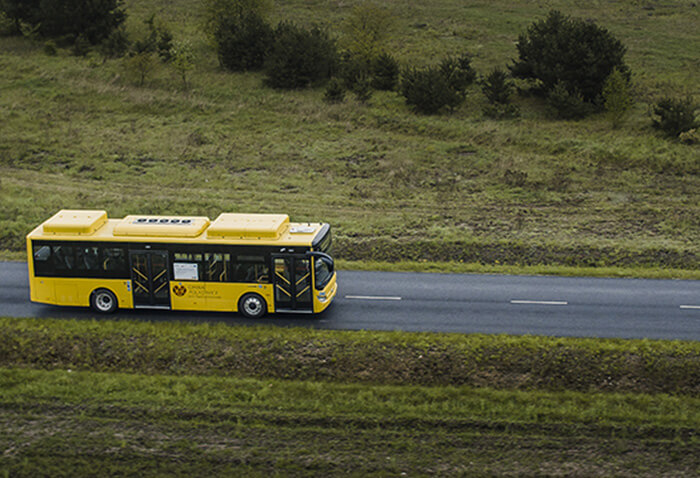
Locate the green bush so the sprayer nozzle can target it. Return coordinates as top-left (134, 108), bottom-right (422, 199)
top-left (371, 52), bottom-right (399, 91)
top-left (511, 10), bottom-right (629, 104)
top-left (264, 22), bottom-right (337, 89)
top-left (71, 34), bottom-right (90, 57)
top-left (546, 81), bottom-right (590, 120)
top-left (98, 28), bottom-right (130, 58)
top-left (1, 0), bottom-right (126, 45)
top-left (214, 11), bottom-right (273, 71)
top-left (132, 15), bottom-right (173, 62)
top-left (438, 53), bottom-right (476, 95)
top-left (651, 96), bottom-right (699, 138)
top-left (481, 67), bottom-right (513, 105)
top-left (43, 40), bottom-right (57, 56)
top-left (324, 77), bottom-right (345, 103)
top-left (337, 52), bottom-right (368, 91)
top-left (602, 67), bottom-right (633, 129)
top-left (400, 66), bottom-right (463, 114)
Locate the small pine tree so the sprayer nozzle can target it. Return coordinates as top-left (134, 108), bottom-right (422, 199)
top-left (651, 96), bottom-right (699, 138)
top-left (371, 52), bottom-right (399, 91)
top-left (99, 28), bottom-right (130, 59)
top-left (400, 66), bottom-right (463, 114)
top-left (215, 11), bottom-right (273, 71)
top-left (439, 53), bottom-right (476, 95)
top-left (481, 68), bottom-right (513, 105)
top-left (264, 22), bottom-right (337, 89)
top-left (44, 40), bottom-right (58, 56)
top-left (72, 34), bottom-right (91, 56)
top-left (546, 81), bottom-right (589, 120)
top-left (602, 68), bottom-right (633, 129)
top-left (324, 78), bottom-right (345, 103)
top-left (511, 10), bottom-right (629, 103)
top-left (352, 76), bottom-right (373, 103)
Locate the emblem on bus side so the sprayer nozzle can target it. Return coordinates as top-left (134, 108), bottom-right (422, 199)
top-left (172, 284), bottom-right (187, 297)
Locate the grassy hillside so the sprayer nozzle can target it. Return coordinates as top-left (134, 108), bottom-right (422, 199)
top-left (0, 0), bottom-right (698, 272)
top-left (1, 317), bottom-right (698, 476)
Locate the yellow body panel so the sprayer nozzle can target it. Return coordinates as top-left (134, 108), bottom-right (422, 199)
top-left (313, 271), bottom-right (338, 313)
top-left (170, 281), bottom-right (275, 312)
top-left (29, 277), bottom-right (133, 308)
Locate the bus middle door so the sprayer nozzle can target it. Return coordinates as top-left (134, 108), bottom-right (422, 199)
top-left (272, 254), bottom-right (313, 313)
top-left (129, 250), bottom-right (171, 309)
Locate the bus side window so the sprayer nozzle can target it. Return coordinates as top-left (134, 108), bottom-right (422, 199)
top-left (76, 246), bottom-right (100, 272)
top-left (103, 248), bottom-right (127, 274)
top-left (33, 244), bottom-right (52, 275)
top-left (205, 253), bottom-right (229, 282)
top-left (52, 245), bottom-right (75, 272)
top-left (236, 255), bottom-right (269, 283)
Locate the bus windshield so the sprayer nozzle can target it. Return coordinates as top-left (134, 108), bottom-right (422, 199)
top-left (314, 256), bottom-right (333, 290)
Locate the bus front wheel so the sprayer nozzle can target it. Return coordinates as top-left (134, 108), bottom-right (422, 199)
top-left (90, 288), bottom-right (118, 314)
top-left (238, 293), bottom-right (267, 319)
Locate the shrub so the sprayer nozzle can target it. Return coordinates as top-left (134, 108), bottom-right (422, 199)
top-left (43, 40), bottom-right (57, 56)
top-left (98, 28), bottom-right (130, 59)
top-left (546, 81), bottom-right (590, 120)
top-left (400, 66), bottom-right (463, 114)
top-left (200, 0), bottom-right (272, 45)
top-left (324, 78), bottom-right (345, 103)
top-left (72, 34), bottom-right (91, 57)
top-left (651, 96), bottom-right (699, 138)
top-left (511, 10), bottom-right (629, 104)
top-left (123, 52), bottom-right (157, 86)
top-left (481, 68), bottom-right (513, 105)
top-left (170, 40), bottom-right (196, 89)
top-left (602, 67), bottom-right (633, 129)
top-left (1, 0), bottom-right (126, 45)
top-left (215, 11), bottom-right (273, 71)
top-left (438, 53), bottom-right (476, 95)
top-left (338, 53), bottom-right (368, 91)
top-left (132, 15), bottom-right (173, 62)
top-left (340, 1), bottom-right (393, 66)
top-left (352, 76), bottom-right (373, 103)
top-left (264, 22), bottom-right (337, 89)
top-left (370, 52), bottom-right (399, 91)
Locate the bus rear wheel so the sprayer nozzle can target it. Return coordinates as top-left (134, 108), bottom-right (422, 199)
top-left (238, 293), bottom-right (267, 319)
top-left (91, 288), bottom-right (118, 314)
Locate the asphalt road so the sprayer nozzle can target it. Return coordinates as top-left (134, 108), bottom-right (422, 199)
top-left (1, 261), bottom-right (698, 340)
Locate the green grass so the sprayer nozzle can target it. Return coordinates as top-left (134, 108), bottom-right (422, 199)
top-left (1, 316), bottom-right (699, 476)
top-left (3, 317), bottom-right (699, 395)
top-left (1, 367), bottom-right (698, 476)
top-left (337, 260), bottom-right (700, 279)
top-left (0, 0), bottom-right (698, 272)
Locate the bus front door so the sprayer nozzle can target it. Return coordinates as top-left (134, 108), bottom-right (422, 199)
top-left (272, 255), bottom-right (313, 313)
top-left (129, 250), bottom-right (171, 308)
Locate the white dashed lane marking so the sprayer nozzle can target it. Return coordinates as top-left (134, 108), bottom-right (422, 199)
top-left (510, 300), bottom-right (568, 306)
top-left (345, 295), bottom-right (402, 301)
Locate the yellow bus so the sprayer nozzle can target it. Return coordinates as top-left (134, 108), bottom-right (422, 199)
top-left (27, 210), bottom-right (337, 318)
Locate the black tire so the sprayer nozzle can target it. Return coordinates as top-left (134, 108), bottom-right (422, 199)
top-left (238, 293), bottom-right (267, 319)
top-left (90, 288), bottom-right (118, 314)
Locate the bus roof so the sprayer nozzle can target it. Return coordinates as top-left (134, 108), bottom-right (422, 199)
top-left (28, 210), bottom-right (327, 247)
